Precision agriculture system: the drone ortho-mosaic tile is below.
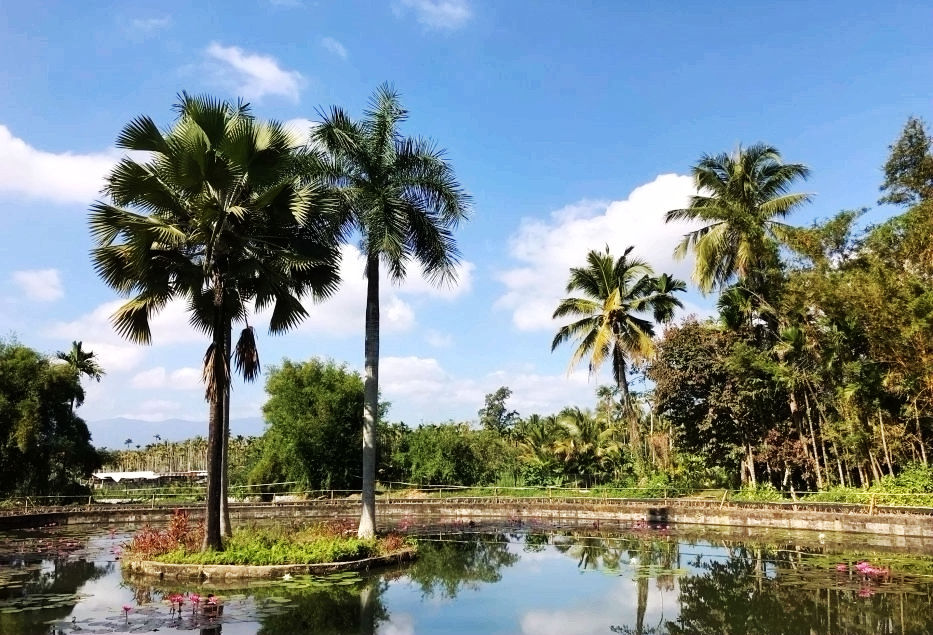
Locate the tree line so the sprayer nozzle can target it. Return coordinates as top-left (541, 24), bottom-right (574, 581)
top-left (229, 117), bottom-right (933, 499)
top-left (6, 81), bottom-right (929, 550)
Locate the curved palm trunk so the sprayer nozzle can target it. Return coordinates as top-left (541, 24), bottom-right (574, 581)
top-left (203, 275), bottom-right (226, 551)
top-left (358, 255), bottom-right (380, 539)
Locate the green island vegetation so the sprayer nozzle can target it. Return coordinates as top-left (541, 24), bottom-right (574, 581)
top-left (4, 90), bottom-right (933, 553)
top-left (123, 511), bottom-right (410, 566)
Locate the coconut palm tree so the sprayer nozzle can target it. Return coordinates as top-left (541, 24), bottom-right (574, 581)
top-left (664, 143), bottom-right (811, 294)
top-left (89, 94), bottom-right (341, 550)
top-left (56, 341), bottom-right (104, 412)
top-left (310, 84), bottom-right (470, 538)
top-left (551, 245), bottom-right (685, 415)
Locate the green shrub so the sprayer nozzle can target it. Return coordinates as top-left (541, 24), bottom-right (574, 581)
top-left (126, 519), bottom-right (410, 566)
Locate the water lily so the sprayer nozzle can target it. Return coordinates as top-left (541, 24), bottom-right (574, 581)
top-left (122, 604), bottom-right (131, 621)
top-left (282, 573), bottom-right (293, 581)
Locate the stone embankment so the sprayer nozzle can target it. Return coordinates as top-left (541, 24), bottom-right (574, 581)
top-left (123, 548), bottom-right (416, 581)
top-left (3, 497), bottom-right (932, 544)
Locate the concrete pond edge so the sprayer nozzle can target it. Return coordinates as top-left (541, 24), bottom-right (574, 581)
top-left (122, 547), bottom-right (416, 581)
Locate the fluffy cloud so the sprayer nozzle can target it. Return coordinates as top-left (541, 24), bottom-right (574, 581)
top-left (0, 125), bottom-right (115, 204)
top-left (393, 0), bottom-right (472, 30)
top-left (204, 43), bottom-right (304, 102)
top-left (520, 579), bottom-right (676, 635)
top-left (496, 174), bottom-right (701, 331)
top-left (46, 298), bottom-right (204, 372)
top-left (380, 356), bottom-right (594, 423)
top-left (11, 268), bottom-right (63, 302)
top-left (320, 37), bottom-right (348, 59)
top-left (131, 366), bottom-right (202, 390)
top-left (291, 244), bottom-right (473, 337)
top-left (283, 118), bottom-right (317, 146)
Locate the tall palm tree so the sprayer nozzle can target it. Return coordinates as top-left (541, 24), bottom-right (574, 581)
top-left (56, 341), bottom-right (104, 412)
top-left (551, 245), bottom-right (685, 415)
top-left (311, 84), bottom-right (470, 538)
top-left (89, 94), bottom-right (341, 550)
top-left (664, 143), bottom-right (811, 294)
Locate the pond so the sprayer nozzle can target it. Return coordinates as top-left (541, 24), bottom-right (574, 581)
top-left (1, 520), bottom-right (933, 634)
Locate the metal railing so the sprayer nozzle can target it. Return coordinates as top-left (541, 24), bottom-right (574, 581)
top-left (3, 482), bottom-right (933, 518)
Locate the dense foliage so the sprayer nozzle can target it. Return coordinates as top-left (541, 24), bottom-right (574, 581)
top-left (0, 340), bottom-right (101, 496)
top-left (248, 359), bottom-right (364, 491)
top-left (646, 118), bottom-right (933, 492)
top-left (126, 515), bottom-right (407, 566)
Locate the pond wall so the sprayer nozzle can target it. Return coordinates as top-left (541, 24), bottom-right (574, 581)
top-left (3, 497), bottom-right (932, 545)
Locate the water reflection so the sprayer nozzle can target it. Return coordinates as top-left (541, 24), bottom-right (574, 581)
top-left (2, 525), bottom-right (933, 634)
top-left (405, 531), bottom-right (519, 598)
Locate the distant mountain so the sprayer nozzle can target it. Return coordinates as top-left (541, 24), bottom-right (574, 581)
top-left (87, 416), bottom-right (266, 449)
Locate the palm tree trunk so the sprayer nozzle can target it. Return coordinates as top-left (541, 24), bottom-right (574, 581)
top-left (878, 409), bottom-right (894, 477)
top-left (220, 323), bottom-right (232, 538)
top-left (617, 364), bottom-right (642, 470)
top-left (915, 400), bottom-right (928, 465)
top-left (358, 254), bottom-right (380, 539)
top-left (203, 276), bottom-right (226, 552)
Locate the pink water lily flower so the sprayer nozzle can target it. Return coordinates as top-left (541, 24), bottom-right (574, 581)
top-left (835, 563), bottom-right (848, 572)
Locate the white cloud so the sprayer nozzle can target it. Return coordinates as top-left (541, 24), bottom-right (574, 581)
top-left (131, 366), bottom-right (202, 390)
top-left (289, 244), bottom-right (473, 338)
top-left (377, 612), bottom-right (415, 635)
top-left (393, 0), bottom-right (472, 30)
top-left (48, 298), bottom-right (203, 347)
top-left (46, 298), bottom-right (207, 372)
top-left (320, 37), bottom-right (348, 59)
top-left (204, 42), bottom-right (304, 102)
top-left (11, 268), bottom-right (63, 302)
top-left (0, 125), bottom-right (116, 204)
top-left (520, 578), bottom-right (676, 635)
top-left (496, 173), bottom-right (701, 331)
top-left (75, 341), bottom-right (146, 373)
top-left (425, 329), bottom-right (453, 348)
top-left (397, 259), bottom-right (474, 299)
top-left (380, 356), bottom-right (594, 423)
top-left (129, 16), bottom-right (171, 34)
top-left (283, 117), bottom-right (317, 146)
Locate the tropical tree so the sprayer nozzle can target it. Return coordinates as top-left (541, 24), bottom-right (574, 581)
top-left (311, 84), bottom-right (470, 538)
top-left (89, 94), bottom-right (341, 550)
top-left (551, 245), bottom-right (685, 415)
top-left (56, 341), bottom-right (104, 413)
top-left (664, 144), bottom-right (811, 294)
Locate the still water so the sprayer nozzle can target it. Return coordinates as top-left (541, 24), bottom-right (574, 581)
top-left (1, 520), bottom-right (933, 634)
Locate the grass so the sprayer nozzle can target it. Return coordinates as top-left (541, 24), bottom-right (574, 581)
top-left (125, 517), bottom-right (411, 566)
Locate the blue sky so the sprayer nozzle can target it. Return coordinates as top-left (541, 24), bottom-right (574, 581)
top-left (1, 1), bottom-right (931, 446)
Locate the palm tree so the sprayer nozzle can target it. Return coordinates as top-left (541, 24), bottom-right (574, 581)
top-left (551, 245), bottom-right (685, 415)
top-left (89, 94), bottom-right (341, 550)
top-left (664, 143), bottom-right (811, 294)
top-left (311, 84), bottom-right (470, 538)
top-left (56, 341), bottom-right (104, 412)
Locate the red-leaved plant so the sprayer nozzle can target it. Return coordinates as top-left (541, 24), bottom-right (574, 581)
top-left (126, 510), bottom-right (205, 559)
